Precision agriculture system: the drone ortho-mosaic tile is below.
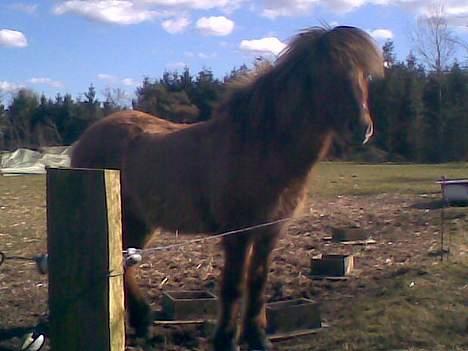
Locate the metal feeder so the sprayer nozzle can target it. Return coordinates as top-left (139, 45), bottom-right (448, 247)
top-left (310, 254), bottom-right (354, 277)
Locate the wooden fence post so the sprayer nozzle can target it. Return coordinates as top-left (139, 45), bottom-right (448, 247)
top-left (47, 168), bottom-right (125, 351)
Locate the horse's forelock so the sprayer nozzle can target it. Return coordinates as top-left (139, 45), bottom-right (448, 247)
top-left (327, 26), bottom-right (384, 78)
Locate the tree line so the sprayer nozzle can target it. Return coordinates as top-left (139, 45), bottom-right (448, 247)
top-left (0, 42), bottom-right (467, 162)
top-left (368, 40), bottom-right (468, 162)
top-left (0, 65), bottom-right (250, 151)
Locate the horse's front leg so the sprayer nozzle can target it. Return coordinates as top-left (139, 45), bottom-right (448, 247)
top-left (122, 210), bottom-right (152, 339)
top-left (242, 232), bottom-right (278, 351)
top-left (213, 236), bottom-right (250, 351)
top-left (125, 265), bottom-right (152, 338)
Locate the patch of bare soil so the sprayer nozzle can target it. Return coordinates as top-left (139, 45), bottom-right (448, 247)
top-left (0, 192), bottom-right (466, 350)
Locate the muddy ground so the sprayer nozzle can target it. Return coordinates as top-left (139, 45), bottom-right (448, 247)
top-left (0, 173), bottom-right (466, 350)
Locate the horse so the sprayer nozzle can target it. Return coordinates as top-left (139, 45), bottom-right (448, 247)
top-left (71, 26), bottom-right (383, 351)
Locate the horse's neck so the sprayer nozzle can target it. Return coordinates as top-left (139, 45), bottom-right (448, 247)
top-left (214, 72), bottom-right (334, 197)
top-left (270, 129), bottom-right (333, 187)
top-left (216, 112), bottom-right (333, 194)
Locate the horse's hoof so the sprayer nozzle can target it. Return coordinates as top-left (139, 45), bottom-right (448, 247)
top-left (133, 324), bottom-right (151, 341)
top-left (212, 329), bottom-right (239, 351)
top-left (243, 329), bottom-right (273, 351)
top-left (212, 340), bottom-right (239, 351)
top-left (130, 304), bottom-right (152, 340)
top-left (246, 341), bottom-right (273, 351)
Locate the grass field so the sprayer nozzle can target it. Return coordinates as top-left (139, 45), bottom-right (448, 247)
top-left (0, 162), bottom-right (467, 351)
top-left (291, 162), bottom-right (468, 350)
top-left (309, 161), bottom-right (468, 197)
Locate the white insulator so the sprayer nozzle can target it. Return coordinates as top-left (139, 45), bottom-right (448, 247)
top-left (125, 253), bottom-right (143, 268)
top-left (20, 332), bottom-right (45, 351)
top-left (126, 248), bottom-right (139, 255)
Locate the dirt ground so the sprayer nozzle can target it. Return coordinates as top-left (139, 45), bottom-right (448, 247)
top-left (0, 172), bottom-right (467, 351)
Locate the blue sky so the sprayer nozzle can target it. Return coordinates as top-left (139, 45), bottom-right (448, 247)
top-left (1, 0), bottom-right (467, 102)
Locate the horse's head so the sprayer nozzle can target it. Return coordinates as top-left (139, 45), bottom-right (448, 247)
top-left (278, 26), bottom-right (384, 144)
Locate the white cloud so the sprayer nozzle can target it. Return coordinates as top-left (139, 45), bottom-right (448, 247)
top-left (419, 2), bottom-right (468, 28)
top-left (161, 16), bottom-right (191, 33)
top-left (98, 74), bottom-right (138, 86)
top-left (385, 1), bottom-right (468, 29)
top-left (52, 0), bottom-right (244, 26)
top-left (97, 73), bottom-right (118, 82)
top-left (165, 62), bottom-right (187, 70)
top-left (261, 0), bottom-right (468, 29)
top-left (0, 29), bottom-right (28, 48)
top-left (8, 3), bottom-right (38, 14)
top-left (369, 28), bottom-right (394, 40)
top-left (137, 0), bottom-right (244, 12)
top-left (240, 37), bottom-right (286, 56)
top-left (122, 78), bottom-right (138, 86)
top-left (262, 0), bottom-right (366, 18)
top-left (390, 1), bottom-right (467, 30)
top-left (184, 51), bottom-right (217, 59)
top-left (29, 77), bottom-right (64, 88)
top-left (445, 4), bottom-right (468, 17)
top-left (0, 81), bottom-right (22, 93)
top-left (198, 52), bottom-right (217, 59)
top-left (195, 16), bottom-right (234, 36)
top-left (53, 1), bottom-right (159, 25)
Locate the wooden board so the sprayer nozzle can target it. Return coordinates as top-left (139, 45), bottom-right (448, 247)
top-left (323, 236), bottom-right (377, 245)
top-left (269, 323), bottom-right (329, 342)
top-left (47, 168), bottom-right (125, 351)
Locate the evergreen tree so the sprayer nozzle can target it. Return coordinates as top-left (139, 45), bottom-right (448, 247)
top-left (382, 39), bottom-right (396, 67)
top-left (1, 52), bottom-right (467, 162)
top-left (0, 102), bottom-right (8, 149)
top-left (422, 74), bottom-right (444, 162)
top-left (443, 62), bottom-right (468, 160)
top-left (189, 68), bottom-right (223, 121)
top-left (8, 89), bottom-right (39, 147)
top-left (134, 77), bottom-right (199, 122)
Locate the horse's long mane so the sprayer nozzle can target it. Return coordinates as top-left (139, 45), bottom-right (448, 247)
top-left (218, 26), bottom-right (383, 139)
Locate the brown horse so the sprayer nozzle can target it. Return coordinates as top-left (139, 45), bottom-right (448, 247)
top-left (71, 26), bottom-right (383, 350)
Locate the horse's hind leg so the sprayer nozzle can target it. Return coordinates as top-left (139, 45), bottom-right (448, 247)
top-left (213, 236), bottom-right (250, 351)
top-left (242, 232), bottom-right (278, 351)
top-left (123, 210), bottom-right (152, 339)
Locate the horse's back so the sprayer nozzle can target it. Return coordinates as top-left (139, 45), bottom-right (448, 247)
top-left (71, 110), bottom-right (187, 170)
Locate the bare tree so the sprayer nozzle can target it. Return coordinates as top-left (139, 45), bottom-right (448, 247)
top-left (102, 87), bottom-right (131, 108)
top-left (413, 2), bottom-right (459, 74)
